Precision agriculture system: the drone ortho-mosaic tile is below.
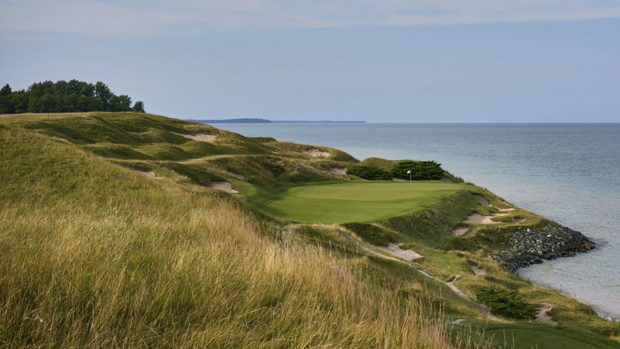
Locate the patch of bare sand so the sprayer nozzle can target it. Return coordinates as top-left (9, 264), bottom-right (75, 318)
top-left (462, 213), bottom-right (508, 224)
top-left (452, 227), bottom-right (470, 236)
top-left (379, 243), bottom-right (422, 261)
top-left (473, 194), bottom-right (490, 207)
top-left (173, 132), bottom-right (217, 142)
top-left (139, 171), bottom-right (156, 179)
top-left (392, 178), bottom-right (406, 182)
top-left (228, 172), bottom-right (244, 180)
top-left (440, 177), bottom-right (454, 183)
top-left (306, 148), bottom-right (330, 157)
top-left (469, 264), bottom-right (486, 275)
top-left (497, 207), bottom-right (515, 212)
top-left (536, 304), bottom-right (558, 325)
top-left (450, 319), bottom-right (466, 325)
top-left (211, 181), bottom-right (238, 193)
top-left (330, 167), bottom-right (347, 175)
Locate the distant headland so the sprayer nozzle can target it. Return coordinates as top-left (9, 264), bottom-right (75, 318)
top-left (188, 118), bottom-right (366, 124)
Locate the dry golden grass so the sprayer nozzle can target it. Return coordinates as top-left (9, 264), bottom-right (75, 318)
top-left (0, 126), bottom-right (493, 348)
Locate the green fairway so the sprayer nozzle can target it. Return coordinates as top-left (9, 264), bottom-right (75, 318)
top-left (479, 323), bottom-right (620, 349)
top-left (256, 181), bottom-right (470, 223)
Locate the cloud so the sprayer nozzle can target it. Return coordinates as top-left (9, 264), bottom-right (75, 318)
top-left (2, 0), bottom-right (620, 39)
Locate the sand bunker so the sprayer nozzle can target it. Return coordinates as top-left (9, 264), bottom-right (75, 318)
top-left (306, 148), bottom-right (330, 157)
top-left (139, 171), bottom-right (156, 179)
top-left (211, 181), bottom-right (238, 193)
top-left (450, 319), bottom-right (466, 325)
top-left (497, 207), bottom-right (515, 212)
top-left (473, 194), bottom-right (490, 207)
top-left (330, 167), bottom-right (347, 175)
top-left (173, 132), bottom-right (217, 142)
top-left (469, 264), bottom-right (486, 275)
top-left (392, 178), bottom-right (406, 182)
top-left (536, 304), bottom-right (558, 325)
top-left (440, 177), bottom-right (454, 183)
top-left (462, 213), bottom-right (508, 224)
top-left (228, 172), bottom-right (244, 180)
top-left (452, 227), bottom-right (470, 237)
top-left (379, 243), bottom-right (422, 261)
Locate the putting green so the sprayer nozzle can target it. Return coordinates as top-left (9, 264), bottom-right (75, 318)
top-left (258, 181), bottom-right (469, 224)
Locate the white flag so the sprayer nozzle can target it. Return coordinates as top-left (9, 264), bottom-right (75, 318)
top-left (407, 170), bottom-right (411, 174)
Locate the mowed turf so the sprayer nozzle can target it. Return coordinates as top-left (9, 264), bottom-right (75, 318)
top-left (259, 181), bottom-right (470, 223)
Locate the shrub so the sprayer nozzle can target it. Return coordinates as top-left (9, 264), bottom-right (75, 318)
top-left (391, 160), bottom-right (444, 181)
top-left (476, 287), bottom-right (538, 320)
top-left (346, 165), bottom-right (392, 180)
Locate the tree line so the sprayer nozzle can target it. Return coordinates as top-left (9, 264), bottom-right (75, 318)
top-left (0, 80), bottom-right (145, 114)
top-left (346, 160), bottom-right (444, 181)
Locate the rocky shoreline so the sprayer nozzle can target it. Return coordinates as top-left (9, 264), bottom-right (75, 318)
top-left (487, 222), bottom-right (595, 273)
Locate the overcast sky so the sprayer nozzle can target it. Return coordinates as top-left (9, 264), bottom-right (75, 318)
top-left (1, 0), bottom-right (619, 122)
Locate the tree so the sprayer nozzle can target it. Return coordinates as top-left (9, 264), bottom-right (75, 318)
top-left (0, 84), bottom-right (11, 96)
top-left (95, 82), bottom-right (112, 110)
top-left (132, 101), bottom-right (145, 113)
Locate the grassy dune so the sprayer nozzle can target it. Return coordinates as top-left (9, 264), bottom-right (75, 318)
top-left (1, 112), bottom-right (618, 348)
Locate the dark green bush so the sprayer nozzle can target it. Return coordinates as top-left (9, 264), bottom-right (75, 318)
top-left (390, 160), bottom-right (444, 180)
top-left (346, 165), bottom-right (392, 180)
top-left (476, 287), bottom-right (538, 320)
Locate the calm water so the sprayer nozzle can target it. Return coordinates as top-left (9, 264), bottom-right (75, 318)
top-left (215, 123), bottom-right (620, 319)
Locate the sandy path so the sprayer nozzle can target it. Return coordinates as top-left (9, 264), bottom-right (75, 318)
top-left (336, 230), bottom-right (498, 320)
top-left (173, 132), bottom-right (217, 142)
top-left (451, 227), bottom-right (470, 236)
top-left (330, 167), bottom-right (347, 175)
top-left (210, 181), bottom-right (238, 193)
top-left (462, 213), bottom-right (508, 224)
top-left (306, 148), bottom-right (331, 157)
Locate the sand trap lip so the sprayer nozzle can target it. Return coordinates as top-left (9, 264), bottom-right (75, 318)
top-left (536, 304), bottom-right (558, 325)
top-left (452, 227), bottom-right (470, 236)
top-left (306, 148), bottom-right (330, 157)
top-left (473, 194), bottom-right (490, 207)
top-left (211, 181), bottom-right (238, 193)
top-left (228, 172), bottom-right (244, 180)
top-left (173, 132), bottom-right (217, 142)
top-left (469, 264), bottom-right (486, 275)
top-left (379, 243), bottom-right (422, 261)
top-left (139, 171), bottom-right (156, 178)
top-left (462, 213), bottom-right (508, 224)
top-left (330, 167), bottom-right (347, 175)
top-left (440, 177), bottom-right (454, 183)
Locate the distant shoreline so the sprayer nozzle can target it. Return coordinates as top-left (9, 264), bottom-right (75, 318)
top-left (188, 118), bottom-right (365, 124)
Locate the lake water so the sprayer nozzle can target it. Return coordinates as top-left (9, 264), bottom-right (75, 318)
top-left (214, 123), bottom-right (620, 320)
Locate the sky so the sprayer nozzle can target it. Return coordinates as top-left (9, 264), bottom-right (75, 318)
top-left (1, 0), bottom-right (619, 122)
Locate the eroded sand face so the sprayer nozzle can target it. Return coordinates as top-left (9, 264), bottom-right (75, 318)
top-left (211, 181), bottom-right (238, 193)
top-left (473, 194), bottom-right (490, 207)
top-left (469, 264), bottom-right (486, 275)
top-left (452, 227), bottom-right (470, 236)
top-left (379, 243), bottom-right (422, 261)
top-left (173, 132), bottom-right (217, 142)
top-left (440, 177), bottom-right (454, 183)
top-left (536, 304), bottom-right (558, 325)
top-left (139, 171), bottom-right (157, 178)
top-left (330, 167), bottom-right (347, 175)
top-left (306, 148), bottom-right (330, 157)
top-left (228, 172), bottom-right (244, 180)
top-left (462, 213), bottom-right (508, 224)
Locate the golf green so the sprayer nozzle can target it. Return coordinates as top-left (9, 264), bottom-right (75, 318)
top-left (258, 181), bottom-right (469, 223)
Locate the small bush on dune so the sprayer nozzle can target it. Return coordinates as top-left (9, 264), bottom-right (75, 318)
top-left (346, 165), bottom-right (392, 180)
top-left (476, 287), bottom-right (538, 320)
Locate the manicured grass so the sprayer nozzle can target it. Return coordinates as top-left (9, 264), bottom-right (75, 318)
top-left (256, 181), bottom-right (471, 223)
top-left (473, 323), bottom-right (620, 349)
